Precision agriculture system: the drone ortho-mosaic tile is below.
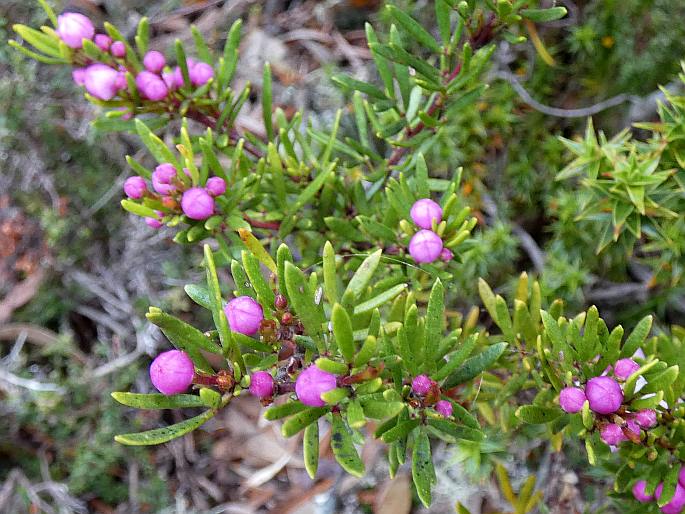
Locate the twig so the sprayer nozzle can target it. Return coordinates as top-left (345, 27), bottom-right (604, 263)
top-left (0, 366), bottom-right (66, 394)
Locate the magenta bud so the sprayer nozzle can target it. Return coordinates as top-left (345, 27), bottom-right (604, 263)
top-left (439, 248), bottom-right (454, 262)
top-left (149, 349), bottom-right (195, 395)
top-left (136, 70), bottom-right (169, 101)
top-left (143, 50), bottom-right (166, 73)
top-left (435, 400), bottom-right (453, 417)
top-left (123, 176), bottom-right (147, 199)
top-left (190, 62), bottom-right (214, 86)
top-left (295, 365), bottom-right (337, 407)
top-left (600, 423), bottom-right (627, 446)
top-left (632, 481), bottom-right (654, 503)
top-left (412, 374), bottom-right (433, 395)
top-left (626, 419), bottom-right (641, 437)
top-left (614, 358), bottom-right (640, 380)
top-left (152, 163), bottom-right (177, 195)
top-left (410, 199), bottom-right (443, 229)
top-left (249, 371), bottom-right (274, 398)
top-left (56, 12), bottom-right (94, 49)
top-left (656, 483), bottom-right (685, 514)
top-left (181, 187), bottom-right (215, 220)
top-left (224, 296), bottom-right (264, 336)
top-left (83, 64), bottom-right (121, 101)
top-left (110, 41), bottom-right (126, 58)
top-left (559, 386), bottom-right (587, 413)
top-left (72, 68), bottom-right (86, 86)
top-left (586, 376), bottom-right (623, 415)
top-left (162, 70), bottom-right (179, 91)
top-left (145, 217), bottom-right (163, 229)
top-left (635, 409), bottom-right (657, 429)
top-left (171, 60), bottom-right (196, 87)
top-left (94, 34), bottom-right (112, 51)
top-left (409, 229), bottom-right (443, 264)
top-left (205, 177), bottom-right (226, 197)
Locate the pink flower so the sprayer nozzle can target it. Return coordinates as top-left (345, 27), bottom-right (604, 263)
top-left (410, 199), bottom-right (443, 229)
top-left (72, 68), bottom-right (86, 86)
top-left (145, 217), bottom-right (163, 229)
top-left (408, 229), bottom-right (443, 264)
top-left (205, 177), bottom-right (226, 197)
top-left (634, 409), bottom-right (657, 429)
top-left (224, 296), bottom-right (264, 335)
top-left (632, 480), bottom-right (653, 503)
top-left (295, 365), bottom-right (337, 407)
top-left (586, 376), bottom-right (623, 415)
top-left (249, 371), bottom-right (274, 398)
top-left (56, 12), bottom-right (94, 49)
top-left (136, 70), bottom-right (169, 101)
top-left (94, 34), bottom-right (112, 51)
top-left (152, 163), bottom-right (177, 195)
top-left (656, 483), bottom-right (685, 514)
top-left (162, 70), bottom-right (179, 91)
top-left (83, 64), bottom-right (121, 100)
top-left (559, 386), bottom-right (586, 413)
top-left (439, 248), bottom-right (454, 262)
top-left (600, 423), bottom-right (627, 446)
top-left (181, 187), bottom-right (215, 220)
top-left (110, 40), bottom-right (126, 58)
top-left (412, 375), bottom-right (433, 395)
top-left (143, 50), bottom-right (166, 74)
top-left (149, 350), bottom-right (195, 395)
top-left (435, 400), bottom-right (453, 417)
top-left (614, 358), bottom-right (640, 380)
top-left (123, 176), bottom-right (147, 199)
top-left (190, 62), bottom-right (214, 86)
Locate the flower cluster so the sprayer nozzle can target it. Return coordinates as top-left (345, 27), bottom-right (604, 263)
top-left (411, 374), bottom-right (453, 418)
top-left (632, 471), bottom-right (685, 514)
top-left (56, 12), bottom-right (213, 106)
top-left (559, 358), bottom-right (658, 447)
top-left (123, 164), bottom-right (226, 227)
top-left (407, 199), bottom-right (453, 264)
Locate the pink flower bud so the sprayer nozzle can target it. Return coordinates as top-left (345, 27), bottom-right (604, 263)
top-left (205, 177), bottom-right (226, 196)
top-left (72, 68), bottom-right (86, 86)
top-left (586, 376), bottom-right (623, 414)
top-left (409, 229), bottom-right (443, 264)
top-left (632, 480), bottom-right (654, 503)
top-left (149, 349), bottom-right (195, 395)
top-left (626, 419), bottom-right (641, 437)
top-left (600, 423), bottom-right (627, 446)
top-left (559, 386), bottom-right (586, 413)
top-left (136, 70), bottom-right (169, 101)
top-left (56, 12), bottom-right (94, 49)
top-left (410, 199), bottom-right (443, 229)
top-left (439, 248), bottom-right (454, 262)
top-left (614, 358), bottom-right (640, 380)
top-left (181, 187), bottom-right (215, 220)
top-left (249, 371), bottom-right (274, 398)
top-left (152, 163), bottom-right (177, 195)
top-left (162, 70), bottom-right (179, 91)
top-left (435, 400), bottom-right (453, 417)
top-left (295, 365), bottom-right (337, 407)
top-left (123, 176), bottom-right (147, 199)
top-left (224, 296), bottom-right (264, 335)
top-left (635, 409), bottom-right (657, 428)
top-left (145, 217), bottom-right (163, 229)
top-left (171, 60), bottom-right (197, 87)
top-left (143, 50), bottom-right (166, 73)
top-left (412, 374), bottom-right (433, 395)
top-left (94, 34), bottom-right (112, 51)
top-left (190, 62), bottom-right (214, 86)
top-left (83, 64), bottom-right (121, 101)
top-left (110, 41), bottom-right (126, 58)
top-left (656, 483), bottom-right (685, 514)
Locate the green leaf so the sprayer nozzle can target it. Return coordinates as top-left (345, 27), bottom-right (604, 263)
top-left (515, 405), bottom-right (564, 424)
top-left (353, 284), bottom-right (408, 315)
top-left (641, 366), bottom-right (679, 394)
top-left (426, 419), bottom-right (483, 442)
top-left (303, 422), bottom-right (320, 479)
top-left (621, 315), bottom-right (653, 358)
top-left (354, 335), bottom-right (378, 367)
top-left (316, 358), bottom-right (348, 375)
top-left (332, 303), bottom-right (355, 362)
top-left (120, 199), bottom-right (159, 219)
top-left (238, 229), bottom-right (278, 273)
top-left (434, 333), bottom-right (478, 381)
top-left (360, 399), bottom-right (405, 419)
top-left (386, 5), bottom-right (441, 53)
top-left (199, 387), bottom-right (221, 409)
top-left (279, 166), bottom-right (335, 237)
top-left (331, 413), bottom-right (365, 477)
top-left (135, 17), bottom-right (149, 56)
top-left (347, 399), bottom-right (366, 429)
top-left (184, 284), bottom-right (212, 310)
top-left (111, 392), bottom-right (205, 409)
top-left (657, 465), bottom-right (681, 507)
top-left (424, 279), bottom-right (445, 370)
top-left (520, 7), bottom-right (567, 23)
top-left (281, 407), bottom-right (329, 438)
top-left (412, 430), bottom-right (436, 508)
top-left (241, 250), bottom-right (275, 309)
top-left (37, 0), bottom-right (58, 26)
top-left (262, 62), bottom-right (273, 140)
top-left (264, 400), bottom-right (308, 421)
top-left (115, 409), bottom-right (215, 445)
top-left (135, 119), bottom-right (179, 167)
top-left (342, 249), bottom-right (382, 303)
top-left (332, 74), bottom-right (387, 100)
top-left (443, 342), bottom-right (508, 388)
top-left (284, 262), bottom-right (325, 338)
top-left (322, 241), bottom-right (339, 304)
